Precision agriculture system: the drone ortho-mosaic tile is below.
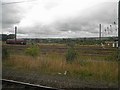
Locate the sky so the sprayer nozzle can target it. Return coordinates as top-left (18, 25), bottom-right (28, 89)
top-left (1, 0), bottom-right (118, 38)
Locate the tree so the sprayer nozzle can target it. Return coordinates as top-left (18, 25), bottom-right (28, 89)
top-left (1, 34), bottom-right (7, 41)
top-left (7, 34), bottom-right (15, 39)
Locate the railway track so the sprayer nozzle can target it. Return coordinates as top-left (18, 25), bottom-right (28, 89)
top-left (3, 44), bottom-right (116, 55)
top-left (1, 79), bottom-right (119, 90)
top-left (1, 79), bottom-right (62, 90)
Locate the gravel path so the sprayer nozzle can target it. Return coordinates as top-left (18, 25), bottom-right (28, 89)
top-left (2, 67), bottom-right (118, 89)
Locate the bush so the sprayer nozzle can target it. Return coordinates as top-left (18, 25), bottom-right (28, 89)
top-left (25, 45), bottom-right (40, 58)
top-left (117, 50), bottom-right (120, 61)
top-left (105, 50), bottom-right (120, 61)
top-left (66, 41), bottom-right (75, 47)
top-left (65, 47), bottom-right (77, 62)
top-left (2, 47), bottom-right (9, 60)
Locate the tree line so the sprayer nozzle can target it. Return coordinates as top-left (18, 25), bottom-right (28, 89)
top-left (0, 34), bottom-right (15, 41)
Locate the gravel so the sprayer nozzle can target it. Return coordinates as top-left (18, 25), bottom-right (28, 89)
top-left (2, 67), bottom-right (118, 89)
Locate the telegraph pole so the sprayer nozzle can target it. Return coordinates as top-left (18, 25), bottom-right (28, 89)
top-left (99, 24), bottom-right (102, 41)
top-left (15, 26), bottom-right (17, 44)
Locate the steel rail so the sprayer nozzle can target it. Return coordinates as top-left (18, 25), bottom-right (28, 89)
top-left (1, 79), bottom-right (63, 90)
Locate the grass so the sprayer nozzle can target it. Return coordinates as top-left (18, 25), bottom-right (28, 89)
top-left (3, 52), bottom-right (118, 83)
top-left (2, 44), bottom-right (118, 86)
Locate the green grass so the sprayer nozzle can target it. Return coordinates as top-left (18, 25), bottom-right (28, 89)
top-left (2, 44), bottom-right (118, 84)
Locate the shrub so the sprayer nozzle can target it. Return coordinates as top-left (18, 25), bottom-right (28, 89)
top-left (2, 47), bottom-right (9, 60)
top-left (65, 47), bottom-right (77, 62)
top-left (25, 45), bottom-right (40, 58)
top-left (66, 41), bottom-right (75, 47)
top-left (105, 50), bottom-right (120, 61)
top-left (117, 50), bottom-right (120, 61)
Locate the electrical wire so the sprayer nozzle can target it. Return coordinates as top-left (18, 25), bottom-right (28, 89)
top-left (2, 0), bottom-right (37, 5)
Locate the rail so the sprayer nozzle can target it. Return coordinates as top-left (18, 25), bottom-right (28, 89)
top-left (1, 79), bottom-right (63, 90)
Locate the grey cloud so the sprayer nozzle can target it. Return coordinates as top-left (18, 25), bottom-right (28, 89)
top-left (82, 2), bottom-right (117, 24)
top-left (56, 2), bottom-right (117, 34)
top-left (2, 1), bottom-right (117, 38)
top-left (2, 4), bottom-right (22, 30)
top-left (0, 3), bottom-right (2, 31)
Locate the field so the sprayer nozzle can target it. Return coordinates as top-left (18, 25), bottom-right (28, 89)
top-left (2, 43), bottom-right (119, 88)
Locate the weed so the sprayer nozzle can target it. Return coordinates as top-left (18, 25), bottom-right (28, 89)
top-left (105, 50), bottom-right (119, 61)
top-left (25, 45), bottom-right (40, 58)
top-left (2, 47), bottom-right (9, 60)
top-left (80, 70), bottom-right (93, 79)
top-left (65, 47), bottom-right (77, 62)
top-left (3, 44), bottom-right (118, 84)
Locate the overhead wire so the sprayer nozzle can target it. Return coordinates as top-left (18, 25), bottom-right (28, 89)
top-left (2, 0), bottom-right (37, 5)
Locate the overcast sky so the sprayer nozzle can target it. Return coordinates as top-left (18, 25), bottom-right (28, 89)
top-left (1, 0), bottom-right (118, 38)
